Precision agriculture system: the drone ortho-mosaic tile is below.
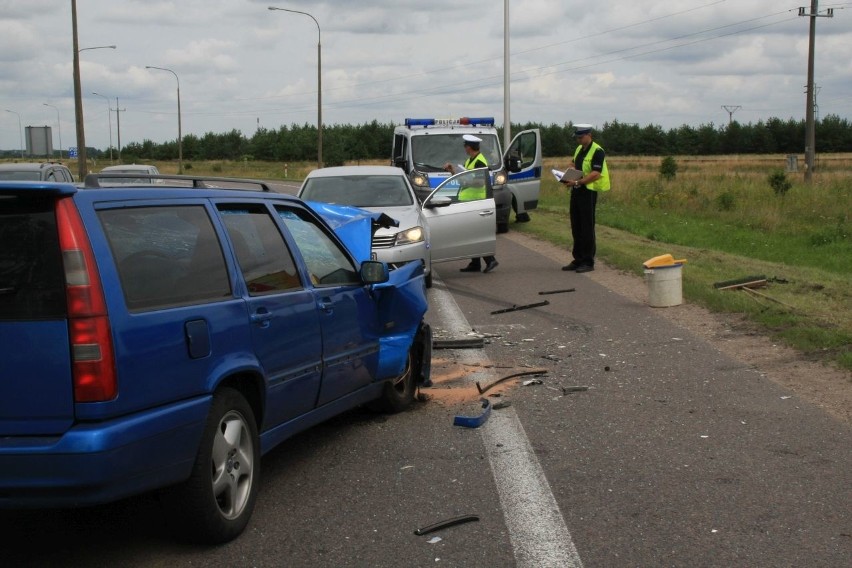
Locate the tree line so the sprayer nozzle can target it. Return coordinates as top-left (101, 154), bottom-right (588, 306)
top-left (108, 115), bottom-right (851, 165)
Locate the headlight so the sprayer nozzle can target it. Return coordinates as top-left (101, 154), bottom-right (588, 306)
top-left (410, 172), bottom-right (430, 188)
top-left (395, 226), bottom-right (424, 245)
top-left (493, 170), bottom-right (508, 186)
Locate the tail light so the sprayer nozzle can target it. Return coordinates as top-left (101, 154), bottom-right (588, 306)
top-left (55, 198), bottom-right (117, 402)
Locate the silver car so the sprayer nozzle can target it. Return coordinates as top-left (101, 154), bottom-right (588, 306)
top-left (298, 165), bottom-right (496, 287)
top-left (99, 164), bottom-right (161, 185)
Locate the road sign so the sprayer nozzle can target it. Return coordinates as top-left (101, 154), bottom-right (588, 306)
top-left (68, 147), bottom-right (77, 157)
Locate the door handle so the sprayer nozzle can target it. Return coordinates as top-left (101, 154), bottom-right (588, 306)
top-left (250, 308), bottom-right (273, 328)
top-left (479, 210), bottom-right (494, 217)
top-left (317, 297), bottom-right (334, 314)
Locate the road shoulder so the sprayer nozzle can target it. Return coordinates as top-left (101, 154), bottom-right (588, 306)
top-left (504, 231), bottom-right (852, 425)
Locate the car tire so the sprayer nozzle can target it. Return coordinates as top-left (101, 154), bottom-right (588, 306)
top-left (169, 387), bottom-right (260, 544)
top-left (368, 349), bottom-right (416, 413)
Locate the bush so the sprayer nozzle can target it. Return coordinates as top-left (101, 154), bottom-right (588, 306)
top-left (768, 170), bottom-right (792, 196)
top-left (716, 191), bottom-right (736, 211)
top-left (660, 156), bottom-right (678, 180)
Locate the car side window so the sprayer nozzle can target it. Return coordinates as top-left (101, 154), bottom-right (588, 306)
top-left (99, 205), bottom-right (231, 311)
top-left (275, 206), bottom-right (360, 287)
top-left (218, 204), bottom-right (302, 295)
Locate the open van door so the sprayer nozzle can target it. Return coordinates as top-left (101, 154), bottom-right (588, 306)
top-left (504, 128), bottom-right (541, 222)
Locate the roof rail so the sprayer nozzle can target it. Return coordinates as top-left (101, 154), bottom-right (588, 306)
top-left (83, 173), bottom-right (273, 191)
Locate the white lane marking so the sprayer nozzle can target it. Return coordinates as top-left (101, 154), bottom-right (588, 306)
top-left (429, 281), bottom-right (584, 568)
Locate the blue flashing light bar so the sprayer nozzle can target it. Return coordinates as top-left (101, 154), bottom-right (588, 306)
top-left (405, 118), bottom-right (435, 127)
top-left (404, 117), bottom-right (495, 128)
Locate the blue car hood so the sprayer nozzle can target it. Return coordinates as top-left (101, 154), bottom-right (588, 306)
top-left (307, 201), bottom-right (398, 263)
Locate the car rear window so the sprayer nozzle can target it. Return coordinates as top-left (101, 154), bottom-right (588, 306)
top-left (0, 195), bottom-right (67, 320)
top-left (99, 205), bottom-right (232, 311)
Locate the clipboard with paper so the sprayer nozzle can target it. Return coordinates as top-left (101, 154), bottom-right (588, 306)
top-left (552, 168), bottom-right (583, 182)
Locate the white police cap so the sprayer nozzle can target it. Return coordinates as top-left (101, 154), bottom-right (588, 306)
top-left (462, 134), bottom-right (482, 144)
top-left (573, 124), bottom-right (593, 136)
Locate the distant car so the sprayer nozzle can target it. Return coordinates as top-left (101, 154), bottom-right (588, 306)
top-left (298, 165), bottom-right (498, 288)
top-left (0, 162), bottom-right (74, 182)
top-left (99, 164), bottom-right (161, 185)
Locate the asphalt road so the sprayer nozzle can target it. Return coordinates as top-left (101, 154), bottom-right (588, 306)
top-left (1, 231), bottom-right (849, 567)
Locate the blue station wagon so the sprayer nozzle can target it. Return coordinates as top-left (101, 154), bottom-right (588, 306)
top-left (0, 175), bottom-right (432, 543)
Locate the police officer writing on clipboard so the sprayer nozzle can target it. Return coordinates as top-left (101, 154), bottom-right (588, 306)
top-left (560, 124), bottom-right (610, 273)
top-left (444, 134), bottom-right (499, 273)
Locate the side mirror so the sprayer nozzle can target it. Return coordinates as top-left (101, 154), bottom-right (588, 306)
top-left (361, 260), bottom-right (389, 284)
top-left (424, 195), bottom-right (453, 209)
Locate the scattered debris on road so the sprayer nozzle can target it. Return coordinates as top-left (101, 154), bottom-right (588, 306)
top-left (475, 369), bottom-right (548, 394)
top-left (432, 338), bottom-right (485, 349)
top-left (414, 514), bottom-right (481, 536)
top-left (562, 386), bottom-right (589, 395)
top-left (538, 288), bottom-right (576, 295)
top-left (522, 379), bottom-right (543, 386)
top-left (453, 398), bottom-right (491, 428)
top-left (491, 300), bottom-right (549, 315)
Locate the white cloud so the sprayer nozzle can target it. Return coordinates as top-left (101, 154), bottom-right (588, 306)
top-left (1, 0), bottom-right (849, 151)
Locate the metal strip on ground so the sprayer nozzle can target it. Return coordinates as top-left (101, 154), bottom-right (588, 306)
top-left (429, 280), bottom-right (583, 568)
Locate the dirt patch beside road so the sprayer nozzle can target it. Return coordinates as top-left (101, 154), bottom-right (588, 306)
top-left (507, 231), bottom-right (852, 425)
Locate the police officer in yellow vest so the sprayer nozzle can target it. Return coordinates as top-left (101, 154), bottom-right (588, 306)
top-left (445, 134), bottom-right (499, 273)
top-left (560, 124), bottom-right (610, 273)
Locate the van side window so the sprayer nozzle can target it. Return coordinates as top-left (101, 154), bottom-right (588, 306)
top-left (99, 206), bottom-right (231, 311)
top-left (275, 206), bottom-right (360, 286)
top-left (218, 204), bottom-right (302, 295)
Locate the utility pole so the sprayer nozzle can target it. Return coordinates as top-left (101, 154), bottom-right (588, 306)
top-left (799, 0), bottom-right (834, 183)
top-left (115, 97), bottom-right (125, 162)
top-left (71, 0), bottom-right (87, 178)
top-left (721, 105), bottom-right (741, 125)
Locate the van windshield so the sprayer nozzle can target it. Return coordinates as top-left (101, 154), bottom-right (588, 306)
top-left (410, 133), bottom-right (501, 172)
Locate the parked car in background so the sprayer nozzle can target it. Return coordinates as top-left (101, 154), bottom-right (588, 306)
top-left (99, 163), bottom-right (161, 185)
top-left (0, 162), bottom-right (74, 182)
top-left (298, 165), bottom-right (498, 288)
top-left (0, 174), bottom-right (432, 544)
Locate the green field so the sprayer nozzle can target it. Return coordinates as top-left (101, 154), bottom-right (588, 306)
top-left (524, 154), bottom-right (851, 371)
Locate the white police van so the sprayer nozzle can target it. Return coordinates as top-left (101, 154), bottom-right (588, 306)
top-left (391, 117), bottom-right (541, 233)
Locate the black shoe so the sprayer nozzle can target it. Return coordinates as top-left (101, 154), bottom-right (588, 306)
top-left (483, 260), bottom-right (499, 273)
top-left (460, 264), bottom-right (480, 273)
top-left (562, 263), bottom-right (579, 271)
top-left (575, 264), bottom-right (595, 273)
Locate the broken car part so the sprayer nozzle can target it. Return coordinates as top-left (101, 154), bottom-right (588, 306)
top-left (476, 369), bottom-right (548, 394)
top-left (453, 398), bottom-right (492, 428)
top-left (414, 514), bottom-right (481, 536)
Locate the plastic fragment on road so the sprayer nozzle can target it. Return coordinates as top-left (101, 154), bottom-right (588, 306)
top-left (427, 537), bottom-right (442, 544)
top-left (491, 300), bottom-right (549, 315)
top-left (432, 337), bottom-right (484, 349)
top-left (414, 514), bottom-right (480, 536)
top-left (538, 288), bottom-right (576, 295)
top-left (476, 369), bottom-right (548, 394)
top-left (522, 379), bottom-right (543, 386)
top-left (453, 399), bottom-right (491, 428)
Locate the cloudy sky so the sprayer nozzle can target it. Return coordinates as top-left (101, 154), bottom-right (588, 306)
top-left (2, 0), bottom-right (850, 153)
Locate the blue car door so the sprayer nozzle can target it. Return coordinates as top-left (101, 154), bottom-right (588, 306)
top-left (275, 205), bottom-right (380, 406)
top-left (216, 202), bottom-right (324, 428)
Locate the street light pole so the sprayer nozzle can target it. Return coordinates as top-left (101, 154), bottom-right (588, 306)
top-left (268, 6), bottom-right (322, 169)
top-left (43, 103), bottom-right (63, 159)
top-left (92, 92), bottom-right (113, 164)
top-left (5, 109), bottom-right (24, 158)
top-left (145, 66), bottom-right (183, 174)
